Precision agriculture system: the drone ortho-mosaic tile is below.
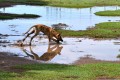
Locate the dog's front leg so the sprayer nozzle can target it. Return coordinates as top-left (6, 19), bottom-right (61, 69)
top-left (30, 34), bottom-right (37, 46)
top-left (22, 30), bottom-right (35, 42)
top-left (48, 35), bottom-right (51, 43)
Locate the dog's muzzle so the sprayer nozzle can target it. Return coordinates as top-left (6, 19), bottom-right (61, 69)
top-left (60, 39), bottom-right (63, 42)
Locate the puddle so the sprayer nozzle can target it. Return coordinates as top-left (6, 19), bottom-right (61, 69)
top-left (0, 37), bottom-right (120, 64)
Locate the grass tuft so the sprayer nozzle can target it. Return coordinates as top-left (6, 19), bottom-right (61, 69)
top-left (0, 13), bottom-right (40, 20)
top-left (95, 10), bottom-right (120, 16)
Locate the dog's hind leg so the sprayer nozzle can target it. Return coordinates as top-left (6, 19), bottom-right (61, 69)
top-left (23, 30), bottom-right (35, 42)
top-left (48, 35), bottom-right (51, 43)
top-left (29, 33), bottom-right (38, 46)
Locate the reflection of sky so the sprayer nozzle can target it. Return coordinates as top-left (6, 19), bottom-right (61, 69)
top-left (0, 5), bottom-right (120, 35)
top-left (0, 37), bottom-right (120, 64)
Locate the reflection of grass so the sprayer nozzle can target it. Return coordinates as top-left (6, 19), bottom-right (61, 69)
top-left (95, 10), bottom-right (120, 16)
top-left (0, 0), bottom-right (120, 8)
top-left (0, 13), bottom-right (40, 20)
top-left (0, 63), bottom-right (120, 80)
top-left (57, 22), bottom-right (120, 38)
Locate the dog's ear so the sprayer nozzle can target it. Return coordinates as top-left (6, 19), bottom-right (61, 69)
top-left (59, 33), bottom-right (62, 38)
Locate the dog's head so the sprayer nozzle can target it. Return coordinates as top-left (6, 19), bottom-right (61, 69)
top-left (56, 34), bottom-right (63, 42)
top-left (51, 29), bottom-right (63, 42)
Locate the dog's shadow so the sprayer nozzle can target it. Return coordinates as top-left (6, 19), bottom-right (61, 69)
top-left (21, 44), bottom-right (63, 61)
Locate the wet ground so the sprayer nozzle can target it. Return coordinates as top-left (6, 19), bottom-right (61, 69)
top-left (0, 2), bottom-right (14, 8)
top-left (0, 52), bottom-right (38, 72)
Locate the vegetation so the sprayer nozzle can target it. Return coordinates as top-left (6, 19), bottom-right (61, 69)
top-left (43, 0), bottom-right (120, 8)
top-left (0, 63), bottom-right (120, 80)
top-left (0, 0), bottom-right (120, 8)
top-left (57, 22), bottom-right (120, 38)
top-left (95, 10), bottom-right (120, 16)
top-left (0, 13), bottom-right (40, 20)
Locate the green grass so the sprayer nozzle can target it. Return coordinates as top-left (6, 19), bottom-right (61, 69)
top-left (0, 13), bottom-right (40, 20)
top-left (95, 10), bottom-right (120, 16)
top-left (0, 0), bottom-right (120, 8)
top-left (57, 22), bottom-right (120, 38)
top-left (45, 0), bottom-right (120, 8)
top-left (0, 63), bottom-right (120, 80)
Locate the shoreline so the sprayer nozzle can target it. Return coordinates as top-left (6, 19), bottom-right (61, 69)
top-left (0, 52), bottom-right (38, 72)
top-left (0, 51), bottom-right (120, 72)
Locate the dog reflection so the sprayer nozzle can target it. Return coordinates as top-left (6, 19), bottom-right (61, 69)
top-left (21, 44), bottom-right (63, 61)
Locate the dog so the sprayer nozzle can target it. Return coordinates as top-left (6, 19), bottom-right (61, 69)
top-left (21, 24), bottom-right (63, 46)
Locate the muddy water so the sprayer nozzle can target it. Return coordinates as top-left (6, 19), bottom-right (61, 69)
top-left (0, 37), bottom-right (120, 64)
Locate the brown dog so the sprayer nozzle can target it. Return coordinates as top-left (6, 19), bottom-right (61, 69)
top-left (22, 24), bottom-right (63, 45)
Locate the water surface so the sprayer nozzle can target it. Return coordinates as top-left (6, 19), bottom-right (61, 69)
top-left (0, 37), bottom-right (120, 64)
top-left (0, 5), bottom-right (120, 35)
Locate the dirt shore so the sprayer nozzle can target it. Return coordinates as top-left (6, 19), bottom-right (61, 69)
top-left (0, 51), bottom-right (120, 72)
top-left (0, 2), bottom-right (14, 8)
top-left (0, 52), bottom-right (38, 72)
top-left (73, 56), bottom-right (120, 65)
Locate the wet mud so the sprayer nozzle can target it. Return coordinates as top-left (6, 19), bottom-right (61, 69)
top-left (0, 2), bottom-right (14, 8)
top-left (73, 54), bottom-right (120, 65)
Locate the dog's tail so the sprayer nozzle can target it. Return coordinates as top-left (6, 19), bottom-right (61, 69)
top-left (23, 26), bottom-right (34, 35)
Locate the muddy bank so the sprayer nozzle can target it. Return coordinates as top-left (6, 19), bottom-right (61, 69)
top-left (74, 55), bottom-right (120, 65)
top-left (0, 52), bottom-right (38, 72)
top-left (0, 50), bottom-right (120, 72)
top-left (0, 2), bottom-right (14, 8)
